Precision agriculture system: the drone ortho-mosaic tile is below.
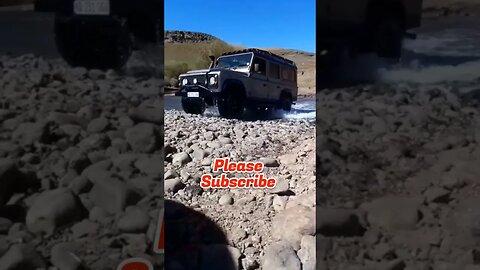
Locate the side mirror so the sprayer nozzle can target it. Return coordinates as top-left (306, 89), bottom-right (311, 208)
top-left (254, 63), bottom-right (260, 73)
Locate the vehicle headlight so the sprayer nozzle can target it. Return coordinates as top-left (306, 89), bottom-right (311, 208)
top-left (209, 75), bottom-right (217, 85)
top-left (182, 78), bottom-right (188, 85)
top-left (193, 78), bottom-right (198, 84)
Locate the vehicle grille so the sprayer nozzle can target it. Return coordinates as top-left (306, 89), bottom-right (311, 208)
top-left (184, 75), bottom-right (207, 87)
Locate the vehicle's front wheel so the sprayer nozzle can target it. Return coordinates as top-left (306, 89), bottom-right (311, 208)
top-left (54, 17), bottom-right (133, 70)
top-left (373, 17), bottom-right (403, 60)
top-left (218, 90), bottom-right (245, 119)
top-left (181, 98), bottom-right (206, 115)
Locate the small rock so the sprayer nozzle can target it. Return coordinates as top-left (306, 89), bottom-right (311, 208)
top-left (424, 187), bottom-right (450, 203)
top-left (81, 160), bottom-right (112, 184)
top-left (271, 206), bottom-right (315, 250)
top-left (125, 123), bottom-right (160, 153)
top-left (272, 195), bottom-right (287, 211)
top-left (241, 256), bottom-right (259, 270)
top-left (26, 188), bottom-right (85, 235)
top-left (172, 152), bottom-right (191, 167)
top-left (262, 241), bottom-right (301, 270)
top-left (118, 207), bottom-right (150, 233)
top-left (204, 131), bottom-right (215, 141)
top-left (12, 121), bottom-right (48, 146)
top-left (129, 106), bottom-right (163, 125)
top-left (219, 194), bottom-right (234, 206)
top-left (0, 218), bottom-right (13, 234)
top-left (89, 177), bottom-right (141, 214)
top-left (369, 243), bottom-right (394, 260)
top-left (317, 208), bottom-right (366, 237)
top-left (260, 158), bottom-right (280, 167)
top-left (165, 178), bottom-right (185, 193)
top-left (218, 137), bottom-right (233, 145)
top-left (77, 134), bottom-right (110, 151)
top-left (164, 169), bottom-right (178, 180)
top-left (87, 117), bottom-right (109, 133)
top-left (59, 124), bottom-right (82, 138)
top-left (268, 177), bottom-right (290, 195)
top-left (361, 196), bottom-right (422, 231)
top-left (71, 219), bottom-right (99, 238)
top-left (0, 244), bottom-right (46, 269)
top-left (0, 159), bottom-right (31, 206)
top-left (89, 206), bottom-right (110, 223)
top-left (297, 235), bottom-right (315, 270)
top-left (68, 176), bottom-right (92, 195)
top-left (134, 156), bottom-right (163, 176)
top-left (279, 153), bottom-right (297, 165)
top-left (112, 154), bottom-right (137, 169)
top-left (51, 242), bottom-right (84, 270)
top-left (192, 149), bottom-right (208, 160)
top-left (119, 233), bottom-right (148, 256)
top-left (88, 69), bottom-right (105, 80)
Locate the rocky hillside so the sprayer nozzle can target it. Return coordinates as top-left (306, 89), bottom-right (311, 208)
top-left (164, 31), bottom-right (219, 44)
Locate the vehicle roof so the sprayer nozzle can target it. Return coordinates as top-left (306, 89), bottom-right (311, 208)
top-left (221, 48), bottom-right (297, 69)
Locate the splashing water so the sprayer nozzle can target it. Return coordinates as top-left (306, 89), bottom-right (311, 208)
top-left (283, 99), bottom-right (316, 120)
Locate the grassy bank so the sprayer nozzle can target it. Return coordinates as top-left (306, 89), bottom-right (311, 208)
top-left (164, 40), bottom-right (234, 86)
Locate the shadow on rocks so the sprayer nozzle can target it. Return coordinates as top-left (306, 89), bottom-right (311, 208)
top-left (165, 199), bottom-right (237, 270)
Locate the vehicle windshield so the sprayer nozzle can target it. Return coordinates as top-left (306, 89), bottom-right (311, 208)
top-left (215, 53), bottom-right (252, 69)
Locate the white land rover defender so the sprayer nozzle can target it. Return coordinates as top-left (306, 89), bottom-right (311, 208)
top-left (175, 49), bottom-right (298, 119)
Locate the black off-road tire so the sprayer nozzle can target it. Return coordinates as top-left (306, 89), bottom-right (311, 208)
top-left (373, 18), bottom-right (403, 60)
top-left (280, 93), bottom-right (293, 112)
top-left (218, 90), bottom-right (246, 119)
top-left (181, 98), bottom-right (206, 115)
top-left (54, 17), bottom-right (133, 70)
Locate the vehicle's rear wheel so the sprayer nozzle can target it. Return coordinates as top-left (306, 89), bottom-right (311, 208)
top-left (280, 94), bottom-right (292, 112)
top-left (373, 17), bottom-right (403, 60)
top-left (181, 98), bottom-right (206, 115)
top-left (218, 90), bottom-right (245, 119)
top-left (54, 17), bottom-right (133, 70)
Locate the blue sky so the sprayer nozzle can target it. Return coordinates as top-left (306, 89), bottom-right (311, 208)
top-left (165, 0), bottom-right (316, 53)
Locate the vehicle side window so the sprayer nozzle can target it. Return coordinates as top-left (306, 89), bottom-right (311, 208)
top-left (252, 57), bottom-right (266, 76)
top-left (269, 62), bottom-right (280, 79)
top-left (281, 67), bottom-right (294, 82)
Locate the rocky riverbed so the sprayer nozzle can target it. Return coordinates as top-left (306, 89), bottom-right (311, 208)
top-left (0, 54), bottom-right (165, 269)
top-left (0, 53), bottom-right (317, 270)
top-left (164, 111), bottom-right (316, 270)
top-left (317, 80), bottom-right (480, 269)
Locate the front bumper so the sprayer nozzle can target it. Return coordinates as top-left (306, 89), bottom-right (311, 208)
top-left (54, 13), bottom-right (126, 45)
top-left (175, 85), bottom-right (219, 99)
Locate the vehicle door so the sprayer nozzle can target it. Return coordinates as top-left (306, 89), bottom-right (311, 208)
top-left (267, 61), bottom-right (282, 101)
top-left (280, 66), bottom-right (297, 100)
top-left (249, 56), bottom-right (269, 100)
